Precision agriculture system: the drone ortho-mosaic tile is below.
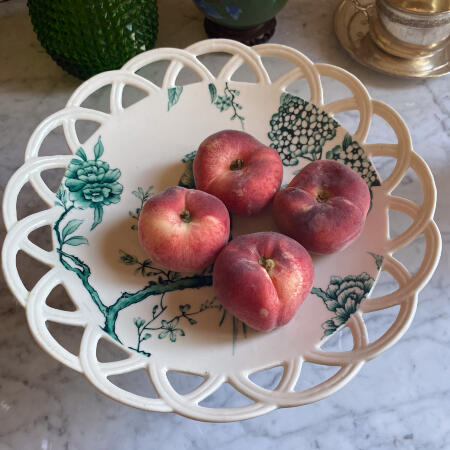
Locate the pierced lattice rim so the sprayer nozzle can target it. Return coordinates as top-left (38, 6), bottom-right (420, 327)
top-left (1, 39), bottom-right (441, 422)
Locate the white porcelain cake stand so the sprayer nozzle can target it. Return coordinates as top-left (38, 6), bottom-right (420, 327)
top-left (2, 39), bottom-right (441, 422)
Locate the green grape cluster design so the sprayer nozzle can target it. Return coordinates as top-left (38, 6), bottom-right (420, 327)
top-left (326, 134), bottom-right (381, 190)
top-left (268, 93), bottom-right (339, 166)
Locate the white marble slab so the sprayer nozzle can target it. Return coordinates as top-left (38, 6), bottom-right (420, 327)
top-left (1, 0), bottom-right (449, 449)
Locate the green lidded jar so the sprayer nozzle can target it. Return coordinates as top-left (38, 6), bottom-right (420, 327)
top-left (28, 0), bottom-right (159, 79)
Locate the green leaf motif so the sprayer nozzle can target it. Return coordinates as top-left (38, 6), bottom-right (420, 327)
top-left (93, 136), bottom-right (104, 160)
top-left (342, 133), bottom-right (352, 150)
top-left (132, 186), bottom-right (153, 203)
top-left (64, 236), bottom-right (88, 246)
top-left (368, 252), bottom-right (384, 270)
top-left (142, 333), bottom-right (151, 340)
top-left (179, 304), bottom-right (190, 313)
top-left (56, 186), bottom-right (68, 205)
top-left (219, 309), bottom-right (226, 327)
top-left (61, 219), bottom-right (83, 242)
top-left (158, 330), bottom-right (168, 339)
top-left (134, 317), bottom-right (146, 328)
top-left (168, 86), bottom-right (183, 111)
top-left (75, 147), bottom-right (87, 161)
top-left (91, 205), bottom-right (103, 230)
top-left (182, 150), bottom-right (197, 163)
top-left (310, 287), bottom-right (329, 304)
top-left (128, 186), bottom-right (153, 230)
top-left (119, 250), bottom-right (138, 265)
top-left (56, 187), bottom-right (63, 201)
top-left (280, 92), bottom-right (291, 105)
top-left (208, 83), bottom-right (217, 103)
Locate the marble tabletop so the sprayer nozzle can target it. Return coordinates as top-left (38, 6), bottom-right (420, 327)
top-left (1, 0), bottom-right (449, 449)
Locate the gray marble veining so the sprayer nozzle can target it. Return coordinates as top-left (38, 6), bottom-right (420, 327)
top-left (1, 0), bottom-right (449, 449)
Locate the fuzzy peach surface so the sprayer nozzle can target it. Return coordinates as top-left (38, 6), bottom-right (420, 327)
top-left (138, 186), bottom-right (230, 273)
top-left (274, 160), bottom-right (370, 254)
top-left (193, 130), bottom-right (283, 216)
top-left (213, 232), bottom-right (314, 332)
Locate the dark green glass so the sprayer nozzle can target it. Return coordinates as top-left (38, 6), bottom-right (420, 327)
top-left (28, 0), bottom-right (159, 79)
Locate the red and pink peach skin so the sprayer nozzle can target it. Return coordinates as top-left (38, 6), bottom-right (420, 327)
top-left (273, 160), bottom-right (370, 254)
top-left (138, 186), bottom-right (230, 273)
top-left (213, 232), bottom-right (314, 332)
top-left (193, 130), bottom-right (283, 216)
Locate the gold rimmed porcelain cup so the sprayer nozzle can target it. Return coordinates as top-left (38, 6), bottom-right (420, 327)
top-left (371, 0), bottom-right (450, 58)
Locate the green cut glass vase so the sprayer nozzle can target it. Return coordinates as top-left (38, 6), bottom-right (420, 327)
top-left (28, 0), bottom-right (159, 79)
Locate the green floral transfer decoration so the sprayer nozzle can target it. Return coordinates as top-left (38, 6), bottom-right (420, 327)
top-left (120, 249), bottom-right (173, 278)
top-left (129, 298), bottom-right (224, 356)
top-left (268, 93), bottom-right (339, 166)
top-left (311, 230), bottom-right (386, 339)
top-left (312, 272), bottom-right (374, 337)
top-left (54, 138), bottom-right (212, 349)
top-left (368, 251), bottom-right (384, 270)
top-left (168, 86), bottom-right (183, 111)
top-left (326, 134), bottom-right (381, 191)
top-left (128, 186), bottom-right (153, 230)
top-left (63, 137), bottom-right (123, 230)
top-left (178, 151), bottom-right (197, 189)
top-left (54, 140), bottom-right (246, 357)
top-left (119, 184), bottom-right (240, 356)
top-left (208, 82), bottom-right (245, 129)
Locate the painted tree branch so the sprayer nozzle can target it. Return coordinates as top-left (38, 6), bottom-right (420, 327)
top-left (224, 83), bottom-right (245, 129)
top-left (142, 303), bottom-right (217, 331)
top-left (54, 200), bottom-right (214, 344)
top-left (103, 275), bottom-right (213, 340)
top-left (54, 205), bottom-right (74, 245)
top-left (129, 293), bottom-right (167, 353)
top-left (58, 249), bottom-right (107, 317)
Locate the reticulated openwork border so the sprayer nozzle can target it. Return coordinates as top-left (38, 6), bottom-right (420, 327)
top-left (1, 39), bottom-right (441, 422)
